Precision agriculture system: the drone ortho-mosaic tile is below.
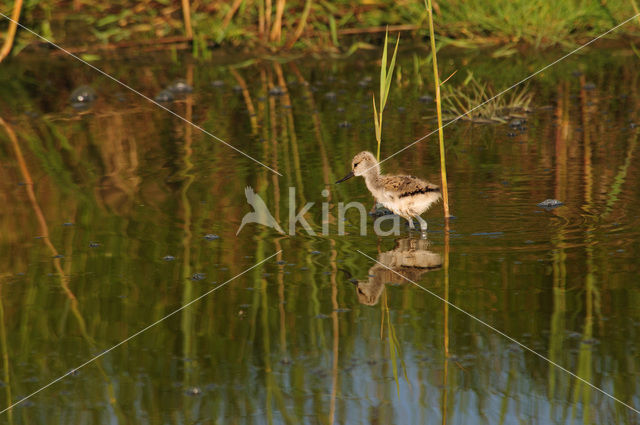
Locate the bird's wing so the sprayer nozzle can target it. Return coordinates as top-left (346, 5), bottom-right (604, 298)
top-left (380, 175), bottom-right (440, 198)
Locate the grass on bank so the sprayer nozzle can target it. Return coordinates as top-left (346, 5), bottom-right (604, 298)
top-left (1, 0), bottom-right (639, 59)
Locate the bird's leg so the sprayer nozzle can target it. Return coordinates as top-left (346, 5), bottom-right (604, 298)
top-left (406, 217), bottom-right (415, 230)
top-left (416, 216), bottom-right (428, 232)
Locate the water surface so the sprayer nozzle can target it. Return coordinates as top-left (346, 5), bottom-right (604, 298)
top-left (1, 47), bottom-right (639, 424)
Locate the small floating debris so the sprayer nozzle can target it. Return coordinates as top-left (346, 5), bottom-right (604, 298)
top-left (69, 85), bottom-right (97, 110)
top-left (203, 234), bottom-right (219, 241)
top-left (191, 273), bottom-right (206, 281)
top-left (185, 387), bottom-right (202, 396)
top-left (338, 121), bottom-right (352, 128)
top-left (62, 222), bottom-right (74, 227)
top-left (537, 199), bottom-right (564, 209)
top-left (357, 76), bottom-right (372, 87)
top-left (52, 254), bottom-right (64, 259)
top-left (268, 86), bottom-right (285, 96)
top-left (276, 260), bottom-right (286, 265)
top-left (582, 82), bottom-right (596, 91)
top-left (509, 118), bottom-right (524, 128)
top-left (310, 250), bottom-right (321, 255)
top-left (163, 255), bottom-right (175, 262)
top-left (167, 79), bottom-right (193, 94)
top-left (154, 89), bottom-right (174, 103)
top-left (418, 95), bottom-right (433, 103)
top-left (324, 91), bottom-right (337, 101)
top-left (89, 242), bottom-right (100, 248)
top-left (210, 80), bottom-right (225, 88)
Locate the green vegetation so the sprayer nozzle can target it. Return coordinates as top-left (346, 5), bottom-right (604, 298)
top-left (1, 0), bottom-right (639, 60)
top-left (425, 0), bottom-right (450, 218)
top-left (373, 29), bottom-right (399, 162)
top-left (439, 0), bottom-right (638, 48)
top-left (443, 77), bottom-right (534, 123)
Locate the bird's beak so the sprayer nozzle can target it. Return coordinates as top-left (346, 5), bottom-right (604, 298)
top-left (335, 171), bottom-right (354, 184)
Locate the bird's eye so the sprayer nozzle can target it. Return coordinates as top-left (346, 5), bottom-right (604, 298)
top-left (353, 161), bottom-right (360, 168)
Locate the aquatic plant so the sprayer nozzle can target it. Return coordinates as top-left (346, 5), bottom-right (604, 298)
top-left (425, 0), bottom-right (451, 218)
top-left (373, 29), bottom-right (399, 162)
top-left (443, 76), bottom-right (534, 123)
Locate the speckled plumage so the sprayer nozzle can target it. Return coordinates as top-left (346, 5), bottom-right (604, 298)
top-left (337, 151), bottom-right (441, 230)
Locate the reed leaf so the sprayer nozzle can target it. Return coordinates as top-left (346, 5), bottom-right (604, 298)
top-left (382, 35), bottom-right (400, 109)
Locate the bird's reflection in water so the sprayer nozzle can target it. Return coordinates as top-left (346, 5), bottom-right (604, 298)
top-left (351, 237), bottom-right (442, 306)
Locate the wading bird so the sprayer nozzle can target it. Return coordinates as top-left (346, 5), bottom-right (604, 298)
top-left (336, 151), bottom-right (441, 231)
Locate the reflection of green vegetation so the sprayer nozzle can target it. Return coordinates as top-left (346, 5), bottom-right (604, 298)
top-left (382, 289), bottom-right (408, 396)
top-left (0, 280), bottom-right (13, 425)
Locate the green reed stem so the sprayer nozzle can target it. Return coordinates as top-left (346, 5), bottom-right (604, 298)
top-left (425, 0), bottom-right (451, 218)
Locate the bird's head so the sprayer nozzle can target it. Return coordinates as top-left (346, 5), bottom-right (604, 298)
top-left (335, 151), bottom-right (379, 183)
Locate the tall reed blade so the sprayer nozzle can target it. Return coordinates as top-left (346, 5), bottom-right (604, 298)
top-left (0, 0), bottom-right (24, 62)
top-left (425, 0), bottom-right (451, 218)
top-left (181, 0), bottom-right (193, 39)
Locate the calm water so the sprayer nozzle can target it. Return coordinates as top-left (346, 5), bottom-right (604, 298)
top-left (1, 46), bottom-right (640, 424)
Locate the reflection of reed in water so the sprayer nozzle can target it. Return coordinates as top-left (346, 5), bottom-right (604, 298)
top-left (95, 114), bottom-right (141, 215)
top-left (351, 237), bottom-right (442, 306)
